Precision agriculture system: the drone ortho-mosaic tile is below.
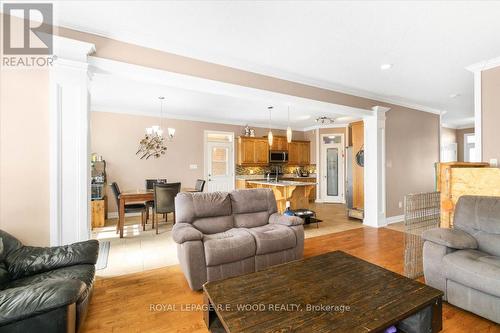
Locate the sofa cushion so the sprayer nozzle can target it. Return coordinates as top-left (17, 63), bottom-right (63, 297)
top-left (175, 192), bottom-right (232, 223)
top-left (230, 189), bottom-right (277, 215)
top-left (443, 249), bottom-right (500, 298)
top-left (234, 211), bottom-right (269, 229)
top-left (474, 230), bottom-right (500, 257)
top-left (454, 196), bottom-right (500, 235)
top-left (203, 228), bottom-right (256, 266)
top-left (3, 264), bottom-right (95, 306)
top-left (193, 215), bottom-right (234, 235)
top-left (248, 224), bottom-right (296, 255)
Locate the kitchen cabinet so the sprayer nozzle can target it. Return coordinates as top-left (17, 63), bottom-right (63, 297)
top-left (91, 198), bottom-right (106, 228)
top-left (237, 137), bottom-right (269, 166)
top-left (269, 136), bottom-right (288, 151)
top-left (288, 141), bottom-right (310, 166)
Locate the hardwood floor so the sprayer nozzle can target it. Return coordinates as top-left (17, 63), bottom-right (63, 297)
top-left (82, 227), bottom-right (500, 333)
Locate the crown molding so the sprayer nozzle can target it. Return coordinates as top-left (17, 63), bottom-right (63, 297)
top-left (466, 56), bottom-right (500, 73)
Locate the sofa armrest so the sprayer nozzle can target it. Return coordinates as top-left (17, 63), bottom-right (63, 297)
top-left (422, 228), bottom-right (478, 250)
top-left (269, 213), bottom-right (304, 226)
top-left (172, 224), bottom-right (203, 244)
top-left (6, 240), bottom-right (99, 280)
top-left (0, 279), bottom-right (85, 326)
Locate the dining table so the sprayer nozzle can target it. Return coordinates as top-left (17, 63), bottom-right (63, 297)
top-left (117, 187), bottom-right (195, 238)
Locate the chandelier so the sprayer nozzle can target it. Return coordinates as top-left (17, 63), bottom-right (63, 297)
top-left (315, 116), bottom-right (335, 125)
top-left (136, 97), bottom-right (175, 160)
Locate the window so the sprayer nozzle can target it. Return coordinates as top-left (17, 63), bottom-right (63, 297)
top-left (464, 133), bottom-right (476, 162)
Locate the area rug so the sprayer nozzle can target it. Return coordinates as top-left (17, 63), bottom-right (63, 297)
top-left (96, 240), bottom-right (110, 270)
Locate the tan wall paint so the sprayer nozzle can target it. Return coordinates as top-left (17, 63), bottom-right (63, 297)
top-left (385, 108), bottom-right (440, 217)
top-left (91, 111), bottom-right (304, 213)
top-left (482, 66), bottom-right (500, 163)
top-left (441, 127), bottom-right (457, 147)
top-left (456, 128), bottom-right (474, 162)
top-left (0, 68), bottom-right (50, 246)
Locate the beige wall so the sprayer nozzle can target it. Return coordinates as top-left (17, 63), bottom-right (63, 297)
top-left (0, 68), bottom-right (50, 246)
top-left (482, 66), bottom-right (500, 163)
top-left (456, 128), bottom-right (474, 162)
top-left (385, 108), bottom-right (440, 217)
top-left (91, 111), bottom-right (305, 213)
top-left (441, 127), bottom-right (457, 147)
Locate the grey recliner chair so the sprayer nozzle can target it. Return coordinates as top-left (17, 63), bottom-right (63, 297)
top-left (173, 188), bottom-right (304, 290)
top-left (422, 195), bottom-right (500, 324)
top-left (0, 230), bottom-right (99, 333)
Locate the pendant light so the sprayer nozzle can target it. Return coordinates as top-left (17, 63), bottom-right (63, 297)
top-left (286, 105), bottom-right (292, 143)
top-left (267, 106), bottom-right (274, 146)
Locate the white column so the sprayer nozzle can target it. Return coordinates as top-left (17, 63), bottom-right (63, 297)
top-left (363, 106), bottom-right (389, 228)
top-left (50, 36), bottom-right (95, 245)
top-left (472, 70), bottom-right (482, 162)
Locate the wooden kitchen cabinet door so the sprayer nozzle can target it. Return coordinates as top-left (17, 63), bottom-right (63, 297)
top-left (238, 137), bottom-right (255, 165)
top-left (288, 142), bottom-right (300, 165)
top-left (254, 139), bottom-right (269, 164)
top-left (299, 142), bottom-right (310, 165)
top-left (238, 137), bottom-right (269, 165)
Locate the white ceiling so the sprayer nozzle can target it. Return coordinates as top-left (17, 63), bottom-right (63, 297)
top-left (53, 1), bottom-right (500, 127)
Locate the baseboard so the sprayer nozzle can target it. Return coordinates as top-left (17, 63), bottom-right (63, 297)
top-left (107, 212), bottom-right (142, 219)
top-left (386, 214), bottom-right (404, 225)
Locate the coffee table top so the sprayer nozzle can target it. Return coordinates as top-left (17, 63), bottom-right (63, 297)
top-left (203, 251), bottom-right (443, 333)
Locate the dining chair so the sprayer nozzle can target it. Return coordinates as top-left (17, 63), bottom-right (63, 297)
top-left (110, 182), bottom-right (147, 231)
top-left (153, 182), bottom-right (181, 234)
top-left (188, 179), bottom-right (206, 193)
top-left (145, 179), bottom-right (167, 224)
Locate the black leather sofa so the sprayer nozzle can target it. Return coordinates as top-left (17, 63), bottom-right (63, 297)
top-left (0, 230), bottom-right (99, 333)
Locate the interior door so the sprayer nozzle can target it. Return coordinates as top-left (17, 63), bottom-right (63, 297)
top-left (321, 136), bottom-right (344, 203)
top-left (206, 141), bottom-right (234, 192)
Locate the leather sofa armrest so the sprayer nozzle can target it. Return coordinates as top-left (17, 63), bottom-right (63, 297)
top-left (0, 279), bottom-right (85, 326)
top-left (172, 224), bottom-right (203, 244)
top-left (6, 240), bottom-right (99, 280)
top-left (422, 228), bottom-right (478, 250)
top-left (269, 213), bottom-right (304, 226)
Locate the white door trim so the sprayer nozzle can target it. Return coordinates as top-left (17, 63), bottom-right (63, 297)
top-left (203, 130), bottom-right (235, 191)
top-left (464, 133), bottom-right (475, 162)
top-left (320, 133), bottom-right (345, 203)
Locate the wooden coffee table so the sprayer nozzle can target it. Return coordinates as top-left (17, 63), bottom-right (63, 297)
top-left (203, 251), bottom-right (443, 332)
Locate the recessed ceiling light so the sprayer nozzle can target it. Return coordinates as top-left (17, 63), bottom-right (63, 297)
top-left (380, 63), bottom-right (393, 71)
top-left (449, 93), bottom-right (461, 98)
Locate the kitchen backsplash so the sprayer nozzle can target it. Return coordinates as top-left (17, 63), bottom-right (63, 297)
top-left (236, 165), bottom-right (316, 176)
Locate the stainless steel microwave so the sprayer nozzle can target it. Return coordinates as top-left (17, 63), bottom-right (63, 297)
top-left (269, 151), bottom-right (288, 163)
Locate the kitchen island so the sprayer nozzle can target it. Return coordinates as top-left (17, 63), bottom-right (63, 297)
top-left (246, 180), bottom-right (316, 213)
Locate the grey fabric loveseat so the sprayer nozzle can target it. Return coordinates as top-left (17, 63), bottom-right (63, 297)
top-left (0, 230), bottom-right (99, 333)
top-left (173, 188), bottom-right (304, 290)
top-left (422, 195), bottom-right (500, 323)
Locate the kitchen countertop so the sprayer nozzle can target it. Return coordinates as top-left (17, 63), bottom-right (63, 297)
top-left (247, 180), bottom-right (317, 187)
top-left (237, 174), bottom-right (317, 180)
